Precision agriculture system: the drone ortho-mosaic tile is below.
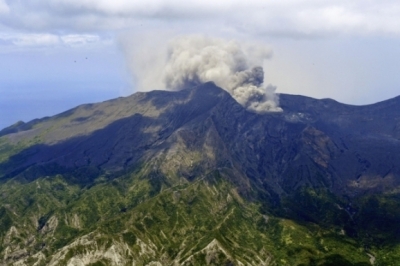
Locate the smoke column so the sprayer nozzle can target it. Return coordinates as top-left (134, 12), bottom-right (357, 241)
top-left (121, 35), bottom-right (282, 113)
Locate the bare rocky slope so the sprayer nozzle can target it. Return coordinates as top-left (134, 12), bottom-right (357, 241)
top-left (1, 82), bottom-right (400, 265)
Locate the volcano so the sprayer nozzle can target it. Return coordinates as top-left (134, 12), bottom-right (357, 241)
top-left (1, 82), bottom-right (400, 265)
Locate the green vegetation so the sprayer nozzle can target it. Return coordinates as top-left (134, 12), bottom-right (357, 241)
top-left (0, 166), bottom-right (380, 265)
top-left (0, 137), bottom-right (398, 264)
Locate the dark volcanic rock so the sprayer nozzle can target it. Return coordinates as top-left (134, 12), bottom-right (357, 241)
top-left (2, 82), bottom-right (400, 198)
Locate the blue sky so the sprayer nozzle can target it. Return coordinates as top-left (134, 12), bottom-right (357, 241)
top-left (1, 0), bottom-right (400, 129)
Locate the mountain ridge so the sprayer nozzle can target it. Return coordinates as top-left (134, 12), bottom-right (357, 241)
top-left (1, 82), bottom-right (400, 265)
top-left (3, 85), bottom-right (400, 138)
top-left (2, 82), bottom-right (400, 196)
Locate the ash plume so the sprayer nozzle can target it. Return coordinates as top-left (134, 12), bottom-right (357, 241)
top-left (121, 35), bottom-right (282, 113)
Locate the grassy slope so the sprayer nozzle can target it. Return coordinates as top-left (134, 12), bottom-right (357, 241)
top-left (0, 166), bottom-right (375, 266)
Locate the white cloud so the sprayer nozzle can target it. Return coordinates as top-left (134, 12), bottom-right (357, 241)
top-left (0, 0), bottom-right (9, 14)
top-left (2, 1), bottom-right (400, 37)
top-left (60, 34), bottom-right (100, 47)
top-left (0, 33), bottom-right (60, 47)
top-left (0, 33), bottom-right (104, 49)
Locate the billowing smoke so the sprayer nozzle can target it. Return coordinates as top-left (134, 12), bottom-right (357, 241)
top-left (121, 35), bottom-right (282, 113)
